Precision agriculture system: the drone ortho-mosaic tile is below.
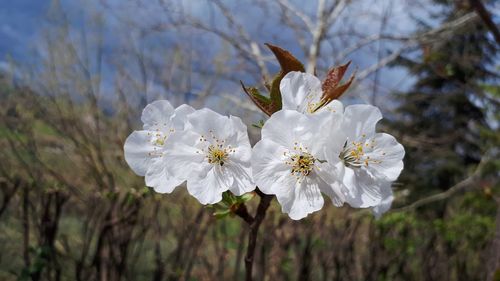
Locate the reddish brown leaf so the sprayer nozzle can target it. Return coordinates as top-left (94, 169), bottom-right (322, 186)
top-left (322, 72), bottom-right (355, 103)
top-left (265, 43), bottom-right (305, 73)
top-left (265, 44), bottom-right (305, 109)
top-left (322, 61), bottom-right (351, 94)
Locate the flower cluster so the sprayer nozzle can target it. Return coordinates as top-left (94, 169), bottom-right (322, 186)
top-left (253, 72), bottom-right (404, 219)
top-left (125, 102), bottom-right (254, 204)
top-left (124, 58), bottom-right (404, 220)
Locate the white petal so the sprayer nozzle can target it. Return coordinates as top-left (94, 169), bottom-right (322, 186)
top-left (164, 130), bottom-right (206, 180)
top-left (172, 104), bottom-right (196, 129)
top-left (373, 184), bottom-right (394, 219)
top-left (316, 99), bottom-right (344, 114)
top-left (145, 160), bottom-right (184, 193)
top-left (229, 115), bottom-right (252, 162)
top-left (187, 167), bottom-right (230, 204)
top-left (342, 104), bottom-right (382, 140)
top-left (319, 115), bottom-right (346, 163)
top-left (341, 165), bottom-right (383, 208)
top-left (252, 139), bottom-right (296, 195)
top-left (141, 100), bottom-right (175, 130)
top-left (280, 71), bottom-right (322, 113)
top-left (186, 108), bottom-right (231, 139)
top-left (227, 163), bottom-right (255, 195)
top-left (315, 162), bottom-right (346, 206)
top-left (124, 130), bottom-right (157, 176)
top-left (366, 133), bottom-right (405, 181)
top-left (307, 113), bottom-right (343, 157)
top-left (261, 110), bottom-right (317, 148)
top-left (276, 177), bottom-right (324, 220)
top-left (322, 181), bottom-right (347, 207)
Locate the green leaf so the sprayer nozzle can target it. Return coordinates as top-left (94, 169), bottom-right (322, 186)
top-left (269, 71), bottom-right (285, 111)
top-left (240, 81), bottom-right (276, 116)
top-left (251, 120), bottom-right (265, 129)
top-left (222, 191), bottom-right (235, 204)
top-left (236, 192), bottom-right (256, 203)
top-left (213, 208), bottom-right (232, 219)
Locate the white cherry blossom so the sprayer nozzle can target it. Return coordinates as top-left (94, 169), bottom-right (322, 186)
top-left (252, 110), bottom-right (347, 220)
top-left (124, 100), bottom-right (195, 193)
top-left (280, 71), bottom-right (343, 115)
top-left (164, 108), bottom-right (255, 205)
top-left (323, 104), bottom-right (405, 209)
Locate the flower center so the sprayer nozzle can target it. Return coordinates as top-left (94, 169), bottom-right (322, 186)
top-left (153, 134), bottom-right (167, 146)
top-left (207, 145), bottom-right (229, 166)
top-left (289, 153), bottom-right (316, 177)
top-left (284, 142), bottom-right (317, 180)
top-left (196, 130), bottom-right (235, 167)
top-left (147, 125), bottom-right (175, 157)
top-left (306, 101), bottom-right (322, 114)
top-left (340, 141), bottom-right (365, 167)
top-left (304, 91), bottom-right (323, 113)
top-left (340, 136), bottom-right (381, 167)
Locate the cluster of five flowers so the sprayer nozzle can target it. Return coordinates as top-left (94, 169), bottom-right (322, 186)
top-left (124, 71), bottom-right (405, 220)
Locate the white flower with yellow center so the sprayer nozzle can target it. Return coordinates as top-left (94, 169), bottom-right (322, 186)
top-left (280, 71), bottom-right (343, 114)
top-left (164, 108), bottom-right (255, 204)
top-left (252, 110), bottom-right (346, 220)
top-left (324, 104), bottom-right (405, 209)
top-left (124, 100), bottom-right (195, 193)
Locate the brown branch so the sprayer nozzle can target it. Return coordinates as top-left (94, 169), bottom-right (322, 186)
top-left (234, 203), bottom-right (255, 225)
top-left (0, 177), bottom-right (20, 218)
top-left (356, 12), bottom-right (478, 81)
top-left (394, 177), bottom-right (476, 212)
top-left (468, 0), bottom-right (500, 45)
top-left (393, 157), bottom-right (486, 212)
top-left (245, 189), bottom-right (273, 281)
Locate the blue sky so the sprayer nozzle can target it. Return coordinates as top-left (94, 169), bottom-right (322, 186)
top-left (1, 0), bottom-right (497, 116)
top-left (0, 1), bottom-right (49, 64)
top-left (0, 0), bottom-right (430, 118)
top-left (0, 0), bottom-right (416, 69)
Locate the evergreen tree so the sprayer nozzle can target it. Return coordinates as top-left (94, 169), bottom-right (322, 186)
top-left (391, 0), bottom-right (499, 199)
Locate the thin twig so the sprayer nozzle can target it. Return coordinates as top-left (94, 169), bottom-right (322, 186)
top-left (393, 157), bottom-right (486, 212)
top-left (468, 0), bottom-right (500, 45)
top-left (244, 189), bottom-right (273, 281)
top-left (235, 203), bottom-right (255, 225)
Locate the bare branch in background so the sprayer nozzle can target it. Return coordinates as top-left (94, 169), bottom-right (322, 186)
top-left (393, 156), bottom-right (488, 212)
top-left (468, 0), bottom-right (500, 45)
top-left (356, 12), bottom-right (479, 81)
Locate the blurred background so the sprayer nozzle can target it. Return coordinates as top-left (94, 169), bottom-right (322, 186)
top-left (0, 0), bottom-right (499, 280)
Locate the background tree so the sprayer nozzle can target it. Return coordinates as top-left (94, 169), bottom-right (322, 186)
top-left (391, 0), bottom-right (498, 201)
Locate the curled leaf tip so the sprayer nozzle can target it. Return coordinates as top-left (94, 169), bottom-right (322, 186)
top-left (321, 61), bottom-right (356, 101)
top-left (265, 43), bottom-right (305, 73)
top-left (240, 81), bottom-right (275, 116)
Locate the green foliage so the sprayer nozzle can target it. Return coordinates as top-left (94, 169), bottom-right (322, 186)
top-left (210, 191), bottom-right (256, 219)
top-left (390, 0), bottom-right (499, 200)
top-left (18, 246), bottom-right (50, 281)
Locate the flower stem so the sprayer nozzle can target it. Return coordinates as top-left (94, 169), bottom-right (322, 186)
top-left (244, 189), bottom-right (273, 281)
